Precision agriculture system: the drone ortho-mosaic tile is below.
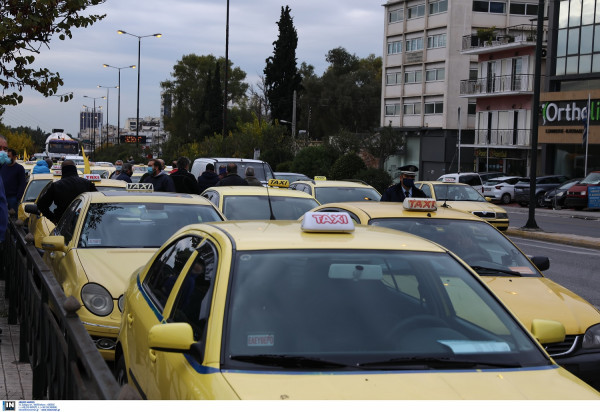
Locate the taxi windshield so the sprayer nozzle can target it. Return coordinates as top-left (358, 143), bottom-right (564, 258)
top-left (225, 250), bottom-right (548, 370)
top-left (314, 187), bottom-right (381, 204)
top-left (223, 195), bottom-right (319, 220)
top-left (23, 179), bottom-right (52, 202)
top-left (370, 218), bottom-right (539, 276)
top-left (78, 203), bottom-right (223, 248)
top-left (434, 184), bottom-right (485, 202)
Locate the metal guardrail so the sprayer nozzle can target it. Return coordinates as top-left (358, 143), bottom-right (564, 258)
top-left (1, 214), bottom-right (137, 400)
top-left (460, 74), bottom-right (534, 95)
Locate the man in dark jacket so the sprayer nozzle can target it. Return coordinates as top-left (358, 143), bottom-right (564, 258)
top-left (244, 166), bottom-right (263, 186)
top-left (116, 162), bottom-right (133, 183)
top-left (215, 163), bottom-right (248, 187)
top-left (37, 160), bottom-right (97, 225)
top-left (381, 165), bottom-right (427, 202)
top-left (140, 158), bottom-right (175, 192)
top-left (170, 156), bottom-right (198, 194)
top-left (0, 147), bottom-right (26, 213)
top-left (197, 163), bottom-right (220, 194)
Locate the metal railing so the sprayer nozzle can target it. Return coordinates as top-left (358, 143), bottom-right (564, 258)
top-left (460, 74), bottom-right (534, 95)
top-left (474, 128), bottom-right (531, 147)
top-left (1, 214), bottom-right (137, 400)
top-left (461, 24), bottom-right (546, 51)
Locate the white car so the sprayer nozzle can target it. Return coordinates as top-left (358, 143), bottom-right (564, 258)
top-left (436, 173), bottom-right (483, 194)
top-left (483, 176), bottom-right (522, 204)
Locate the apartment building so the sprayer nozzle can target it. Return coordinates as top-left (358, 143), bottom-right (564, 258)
top-left (381, 0), bottom-right (544, 180)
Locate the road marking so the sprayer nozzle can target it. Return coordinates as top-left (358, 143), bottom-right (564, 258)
top-left (512, 238), bottom-right (600, 255)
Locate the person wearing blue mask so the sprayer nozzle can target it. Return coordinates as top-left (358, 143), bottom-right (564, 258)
top-left (381, 164), bottom-right (427, 202)
top-left (109, 159), bottom-right (123, 179)
top-left (140, 158), bottom-right (175, 192)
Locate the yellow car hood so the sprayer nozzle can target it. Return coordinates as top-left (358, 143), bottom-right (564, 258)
top-left (444, 201), bottom-right (502, 214)
top-left (75, 249), bottom-right (156, 297)
top-left (484, 277), bottom-right (600, 334)
top-left (222, 367), bottom-right (599, 399)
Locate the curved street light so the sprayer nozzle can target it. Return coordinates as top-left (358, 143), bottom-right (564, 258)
top-left (97, 85), bottom-right (119, 146)
top-left (117, 30), bottom-right (162, 147)
top-left (103, 64), bottom-right (136, 144)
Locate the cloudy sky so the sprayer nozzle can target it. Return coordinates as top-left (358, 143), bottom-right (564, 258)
top-left (1, 0), bottom-right (384, 138)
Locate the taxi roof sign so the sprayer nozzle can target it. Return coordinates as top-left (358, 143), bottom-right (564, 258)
top-left (403, 197), bottom-right (437, 211)
top-left (268, 179), bottom-right (290, 188)
top-left (442, 177), bottom-right (457, 182)
top-left (314, 176), bottom-right (327, 181)
top-left (126, 183), bottom-right (154, 192)
top-left (82, 174), bottom-right (102, 182)
top-left (301, 211), bottom-right (354, 233)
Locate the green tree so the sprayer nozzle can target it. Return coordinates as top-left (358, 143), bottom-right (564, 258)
top-left (363, 125), bottom-right (406, 169)
top-left (354, 168), bottom-right (392, 195)
top-left (291, 145), bottom-right (337, 178)
top-left (264, 6), bottom-right (302, 124)
top-left (0, 0), bottom-right (105, 106)
top-left (329, 152), bottom-right (366, 180)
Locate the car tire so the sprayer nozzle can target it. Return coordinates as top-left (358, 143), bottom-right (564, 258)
top-left (536, 193), bottom-right (545, 208)
top-left (115, 354), bottom-right (128, 386)
top-left (500, 193), bottom-right (511, 204)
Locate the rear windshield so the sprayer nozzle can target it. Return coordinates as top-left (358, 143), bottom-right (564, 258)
top-left (223, 195), bottom-right (319, 220)
top-left (314, 187), bottom-right (381, 203)
top-left (215, 162), bottom-right (274, 182)
top-left (581, 172), bottom-right (600, 184)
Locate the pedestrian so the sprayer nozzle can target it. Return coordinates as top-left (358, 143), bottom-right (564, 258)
top-left (170, 156), bottom-right (198, 194)
top-left (140, 158), bottom-right (175, 192)
top-left (0, 138), bottom-right (27, 213)
top-left (197, 163), bottom-right (220, 194)
top-left (45, 158), bottom-right (53, 169)
top-left (110, 160), bottom-right (124, 179)
top-left (36, 160), bottom-right (97, 225)
top-left (244, 166), bottom-right (262, 186)
top-left (115, 162), bottom-right (133, 183)
top-left (32, 159), bottom-right (51, 174)
top-left (381, 165), bottom-right (427, 202)
top-left (216, 163), bottom-right (249, 187)
top-left (127, 156), bottom-right (135, 165)
top-left (218, 165), bottom-right (227, 180)
top-left (0, 175), bottom-right (8, 243)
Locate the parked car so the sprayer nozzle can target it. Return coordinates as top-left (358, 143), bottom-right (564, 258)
top-left (565, 171), bottom-right (600, 210)
top-left (437, 173), bottom-right (483, 194)
top-left (479, 171), bottom-right (507, 185)
top-left (542, 179), bottom-right (581, 209)
top-left (482, 176), bottom-right (522, 204)
top-left (513, 175), bottom-right (570, 207)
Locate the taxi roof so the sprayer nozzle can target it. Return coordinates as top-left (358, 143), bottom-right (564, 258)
top-left (297, 179), bottom-right (380, 190)
top-left (28, 173), bottom-right (58, 181)
top-left (193, 220), bottom-right (447, 252)
top-left (205, 186), bottom-right (317, 199)
top-left (81, 191), bottom-right (216, 205)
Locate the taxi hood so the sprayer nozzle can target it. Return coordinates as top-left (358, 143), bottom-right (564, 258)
top-left (75, 249), bottom-right (156, 297)
top-left (443, 200), bottom-right (499, 213)
top-left (483, 277), bottom-right (600, 334)
top-left (221, 366), bottom-right (599, 399)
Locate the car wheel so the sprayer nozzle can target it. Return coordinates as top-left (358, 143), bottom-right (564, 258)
top-left (115, 354), bottom-right (128, 386)
top-left (536, 193), bottom-right (545, 208)
top-left (500, 193), bottom-right (511, 204)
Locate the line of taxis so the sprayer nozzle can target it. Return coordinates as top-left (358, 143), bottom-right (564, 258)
top-left (15, 173), bottom-right (600, 399)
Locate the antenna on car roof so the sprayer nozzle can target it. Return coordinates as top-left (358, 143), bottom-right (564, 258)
top-left (265, 184), bottom-right (276, 220)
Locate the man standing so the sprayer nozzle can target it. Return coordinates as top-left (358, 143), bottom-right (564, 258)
top-left (170, 156), bottom-right (198, 194)
top-left (36, 160), bottom-right (97, 225)
top-left (215, 163), bottom-right (249, 187)
top-left (244, 166), bottom-right (263, 186)
top-left (197, 164), bottom-right (220, 193)
top-left (140, 158), bottom-right (175, 192)
top-left (0, 138), bottom-right (26, 213)
top-left (116, 163), bottom-right (133, 183)
top-left (381, 165), bottom-right (427, 202)
top-left (109, 159), bottom-right (124, 179)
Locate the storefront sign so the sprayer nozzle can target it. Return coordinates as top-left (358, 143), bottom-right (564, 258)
top-left (475, 149), bottom-right (507, 158)
top-left (541, 99), bottom-right (600, 126)
top-left (588, 186), bottom-right (600, 209)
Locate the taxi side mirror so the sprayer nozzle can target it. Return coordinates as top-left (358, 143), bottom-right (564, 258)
top-left (531, 318), bottom-right (565, 344)
top-left (484, 197), bottom-right (492, 202)
top-left (149, 323), bottom-right (195, 353)
top-left (41, 235), bottom-right (66, 253)
top-left (25, 203), bottom-right (40, 215)
top-left (530, 256), bottom-right (550, 271)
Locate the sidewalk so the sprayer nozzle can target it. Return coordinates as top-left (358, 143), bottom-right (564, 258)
top-left (0, 280), bottom-right (33, 400)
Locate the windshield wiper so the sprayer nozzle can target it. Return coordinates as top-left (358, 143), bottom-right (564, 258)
top-left (229, 354), bottom-right (350, 369)
top-left (470, 266), bottom-right (523, 277)
top-left (358, 356), bottom-right (521, 370)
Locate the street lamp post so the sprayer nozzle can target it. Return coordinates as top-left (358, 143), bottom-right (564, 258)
top-left (117, 30), bottom-right (162, 147)
top-left (103, 64), bottom-right (136, 144)
top-left (97, 85), bottom-right (118, 146)
top-left (83, 95), bottom-right (106, 158)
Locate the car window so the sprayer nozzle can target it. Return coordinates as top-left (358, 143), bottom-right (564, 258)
top-left (433, 184), bottom-right (485, 201)
top-left (23, 180), bottom-right (52, 202)
top-left (142, 236), bottom-right (203, 310)
top-left (419, 184), bottom-right (432, 197)
top-left (223, 196), bottom-right (319, 220)
top-left (314, 187), bottom-right (381, 203)
top-left (459, 175), bottom-right (482, 187)
top-left (54, 199), bottom-right (82, 245)
top-left (581, 173), bottom-right (600, 184)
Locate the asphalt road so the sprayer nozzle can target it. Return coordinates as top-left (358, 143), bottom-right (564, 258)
top-left (505, 204), bottom-right (600, 238)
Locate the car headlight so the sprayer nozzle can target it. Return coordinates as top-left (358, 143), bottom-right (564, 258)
top-left (81, 283), bottom-right (114, 316)
top-left (583, 324), bottom-right (600, 349)
top-left (495, 213), bottom-right (508, 219)
top-left (556, 191), bottom-right (564, 197)
top-left (580, 191), bottom-right (587, 195)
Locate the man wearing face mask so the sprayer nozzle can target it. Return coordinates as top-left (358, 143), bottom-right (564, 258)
top-left (109, 159), bottom-right (124, 179)
top-left (0, 137), bottom-right (26, 213)
top-left (380, 164), bottom-right (427, 202)
top-left (140, 158), bottom-right (175, 192)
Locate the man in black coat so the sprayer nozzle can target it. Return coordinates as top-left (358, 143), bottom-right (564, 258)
top-left (215, 163), bottom-right (248, 187)
top-left (381, 165), bottom-right (427, 202)
top-left (170, 156), bottom-right (198, 194)
top-left (37, 160), bottom-right (98, 225)
top-left (197, 163), bottom-right (220, 193)
top-left (140, 159), bottom-right (176, 192)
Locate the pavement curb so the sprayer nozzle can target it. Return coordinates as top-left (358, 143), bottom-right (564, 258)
top-left (506, 227), bottom-right (600, 250)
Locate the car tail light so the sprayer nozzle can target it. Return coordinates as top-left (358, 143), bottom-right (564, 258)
top-left (495, 185), bottom-right (502, 189)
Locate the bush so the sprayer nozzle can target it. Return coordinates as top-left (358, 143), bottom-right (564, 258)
top-left (291, 145), bottom-right (337, 178)
top-left (353, 168), bottom-right (392, 194)
top-left (329, 152), bottom-right (366, 180)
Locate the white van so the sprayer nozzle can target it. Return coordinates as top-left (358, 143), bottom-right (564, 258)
top-left (437, 173), bottom-right (484, 194)
top-left (190, 157), bottom-right (275, 186)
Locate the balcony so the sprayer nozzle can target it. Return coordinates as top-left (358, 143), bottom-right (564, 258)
top-left (474, 129), bottom-right (531, 148)
top-left (461, 24), bottom-right (546, 54)
top-left (460, 74), bottom-right (534, 97)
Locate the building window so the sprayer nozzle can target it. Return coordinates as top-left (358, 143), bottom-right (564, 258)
top-left (426, 68), bottom-right (445, 81)
top-left (389, 8), bottom-right (404, 23)
top-left (404, 69), bottom-right (423, 83)
top-left (403, 103), bottom-right (422, 115)
top-left (427, 34), bottom-right (447, 49)
top-left (469, 69), bottom-right (479, 80)
top-left (386, 72), bottom-right (402, 85)
top-left (405, 37), bottom-right (424, 52)
top-left (385, 104), bottom-right (402, 116)
top-left (424, 102), bottom-right (444, 114)
top-left (387, 41), bottom-right (403, 55)
top-left (473, 1), bottom-right (506, 14)
top-left (429, 0), bottom-right (448, 15)
top-left (407, 4), bottom-right (426, 19)
top-left (468, 102), bottom-right (477, 115)
top-left (509, 2), bottom-right (538, 16)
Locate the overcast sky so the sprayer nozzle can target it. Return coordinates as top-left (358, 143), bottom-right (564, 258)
top-left (1, 0), bottom-right (384, 138)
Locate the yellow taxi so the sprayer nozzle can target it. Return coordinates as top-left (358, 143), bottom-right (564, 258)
top-left (310, 200), bottom-right (600, 390)
top-left (40, 183), bottom-right (225, 360)
top-left (17, 173), bottom-right (58, 223)
top-left (201, 181), bottom-right (320, 220)
top-left (289, 178), bottom-right (381, 203)
top-left (115, 212), bottom-right (599, 399)
top-left (416, 180), bottom-right (509, 231)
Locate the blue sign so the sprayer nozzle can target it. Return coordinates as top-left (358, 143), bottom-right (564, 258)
top-left (588, 186), bottom-right (600, 208)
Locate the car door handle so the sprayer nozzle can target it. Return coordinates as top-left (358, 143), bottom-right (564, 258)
top-left (127, 313), bottom-right (134, 326)
top-left (149, 350), bottom-right (157, 363)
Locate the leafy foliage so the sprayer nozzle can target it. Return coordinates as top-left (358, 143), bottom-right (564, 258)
top-left (291, 145), bottom-right (337, 178)
top-left (354, 168), bottom-right (393, 195)
top-left (329, 152), bottom-right (366, 180)
top-left (0, 0), bottom-right (106, 106)
top-left (0, 126), bottom-right (35, 156)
